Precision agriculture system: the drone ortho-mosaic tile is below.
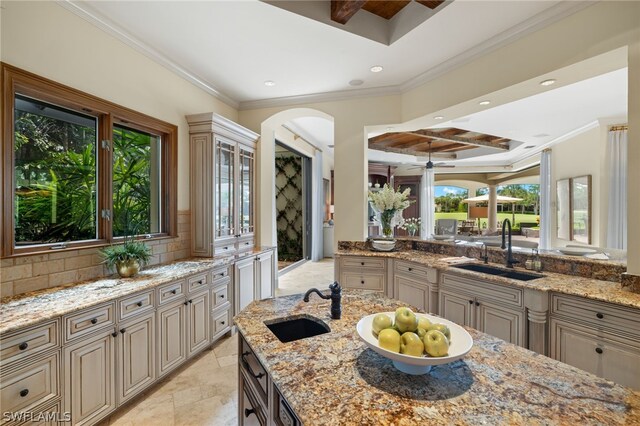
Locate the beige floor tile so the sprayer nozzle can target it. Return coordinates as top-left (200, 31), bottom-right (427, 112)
top-left (174, 394), bottom-right (236, 426)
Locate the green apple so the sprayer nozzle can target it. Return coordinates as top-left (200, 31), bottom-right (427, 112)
top-left (378, 328), bottom-right (401, 353)
top-left (394, 307), bottom-right (418, 333)
top-left (423, 330), bottom-right (449, 357)
top-left (418, 317), bottom-right (432, 331)
top-left (400, 332), bottom-right (424, 357)
top-left (372, 314), bottom-right (393, 336)
top-left (415, 327), bottom-right (427, 339)
top-left (428, 323), bottom-right (451, 342)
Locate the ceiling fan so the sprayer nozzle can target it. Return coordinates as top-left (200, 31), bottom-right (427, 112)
top-left (407, 141), bottom-right (455, 170)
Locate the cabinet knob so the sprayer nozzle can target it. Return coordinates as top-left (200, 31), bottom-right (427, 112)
top-left (596, 313), bottom-right (604, 319)
top-left (408, 267), bottom-right (413, 271)
top-left (171, 289), bottom-right (177, 295)
top-left (244, 408), bottom-right (256, 418)
top-left (184, 301), bottom-right (189, 306)
top-left (18, 342), bottom-right (28, 351)
top-left (361, 280), bottom-right (365, 284)
top-left (219, 294), bottom-right (225, 298)
top-left (361, 262), bottom-right (365, 266)
top-left (189, 299), bottom-right (193, 304)
top-left (221, 321), bottom-right (225, 325)
top-left (90, 318), bottom-right (98, 325)
top-left (595, 347), bottom-right (603, 354)
top-left (256, 257), bottom-right (260, 261)
top-left (136, 301), bottom-right (143, 307)
top-left (197, 280), bottom-right (203, 285)
top-left (469, 300), bottom-right (474, 304)
top-left (475, 301), bottom-right (480, 306)
top-left (120, 328), bottom-right (126, 334)
top-left (111, 332), bottom-right (118, 338)
top-left (19, 389), bottom-right (29, 398)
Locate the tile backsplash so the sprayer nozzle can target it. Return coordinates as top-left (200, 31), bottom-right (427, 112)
top-left (1, 211), bottom-right (191, 298)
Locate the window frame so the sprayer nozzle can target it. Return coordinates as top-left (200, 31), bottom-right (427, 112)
top-left (1, 63), bottom-right (178, 257)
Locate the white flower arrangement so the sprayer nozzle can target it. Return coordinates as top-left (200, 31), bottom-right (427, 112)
top-left (400, 217), bottom-right (421, 233)
top-left (368, 184), bottom-right (412, 213)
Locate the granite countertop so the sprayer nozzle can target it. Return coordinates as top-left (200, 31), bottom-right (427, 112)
top-left (235, 290), bottom-right (640, 425)
top-left (336, 249), bottom-right (640, 310)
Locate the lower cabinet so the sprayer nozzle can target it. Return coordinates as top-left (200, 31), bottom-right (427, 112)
top-left (236, 257), bottom-right (256, 313)
top-left (118, 313), bottom-right (155, 404)
top-left (235, 250), bottom-right (275, 314)
top-left (336, 255), bottom-right (387, 294)
top-left (157, 302), bottom-right (186, 377)
top-left (394, 275), bottom-right (431, 313)
top-left (64, 330), bottom-right (116, 426)
top-left (187, 291), bottom-right (210, 357)
top-left (439, 289), bottom-right (474, 327)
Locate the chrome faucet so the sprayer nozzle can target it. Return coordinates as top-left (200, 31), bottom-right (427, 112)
top-left (481, 243), bottom-right (489, 264)
top-left (303, 282), bottom-right (342, 319)
top-left (501, 218), bottom-right (520, 268)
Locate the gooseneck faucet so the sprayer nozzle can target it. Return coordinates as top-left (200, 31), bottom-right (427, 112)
top-left (501, 218), bottom-right (520, 268)
top-left (303, 282), bottom-right (342, 319)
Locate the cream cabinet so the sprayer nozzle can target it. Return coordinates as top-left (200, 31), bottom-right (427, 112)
top-left (440, 273), bottom-right (525, 347)
top-left (392, 260), bottom-right (438, 314)
top-left (187, 291), bottom-right (210, 357)
top-left (235, 250), bottom-right (275, 314)
top-left (64, 330), bottom-right (116, 426)
top-left (157, 301), bottom-right (186, 377)
top-left (118, 313), bottom-right (155, 404)
top-left (335, 255), bottom-right (388, 295)
top-left (550, 293), bottom-right (640, 390)
top-left (187, 113), bottom-right (259, 257)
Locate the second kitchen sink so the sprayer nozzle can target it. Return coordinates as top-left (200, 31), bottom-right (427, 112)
top-left (452, 263), bottom-right (544, 281)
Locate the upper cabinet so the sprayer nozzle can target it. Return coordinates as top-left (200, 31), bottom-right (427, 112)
top-left (187, 113), bottom-right (259, 257)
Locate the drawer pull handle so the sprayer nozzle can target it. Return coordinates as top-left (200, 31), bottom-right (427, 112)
top-left (184, 302), bottom-right (189, 306)
top-left (596, 313), bottom-right (604, 319)
top-left (469, 300), bottom-right (474, 304)
top-left (120, 328), bottom-right (126, 334)
top-left (408, 267), bottom-right (413, 271)
top-left (245, 242), bottom-right (250, 245)
top-left (197, 280), bottom-right (203, 285)
top-left (18, 342), bottom-right (28, 351)
top-left (111, 332), bottom-right (118, 338)
top-left (244, 408), bottom-right (256, 418)
top-left (361, 262), bottom-right (365, 266)
top-left (595, 347), bottom-right (603, 354)
top-left (136, 301), bottom-right (143, 307)
top-left (241, 352), bottom-right (265, 380)
top-left (361, 280), bottom-right (365, 284)
top-left (90, 318), bottom-right (98, 325)
top-left (256, 257), bottom-right (261, 261)
top-left (221, 321), bottom-right (225, 325)
top-left (19, 389), bottom-right (29, 398)
top-left (217, 273), bottom-right (225, 278)
top-left (224, 247), bottom-right (229, 250)
top-left (171, 289), bottom-right (177, 295)
top-left (219, 294), bottom-right (225, 298)
top-left (475, 301), bottom-right (480, 306)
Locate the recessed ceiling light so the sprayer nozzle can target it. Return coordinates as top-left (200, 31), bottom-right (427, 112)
top-left (349, 79), bottom-right (364, 86)
top-left (370, 65), bottom-right (384, 73)
top-left (264, 80), bottom-right (276, 87)
top-left (533, 133), bottom-right (550, 138)
top-left (540, 79), bottom-right (556, 86)
top-left (434, 116), bottom-right (444, 120)
top-left (479, 100), bottom-right (491, 106)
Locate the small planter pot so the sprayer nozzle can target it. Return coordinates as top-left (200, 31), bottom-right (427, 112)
top-left (116, 259), bottom-right (140, 278)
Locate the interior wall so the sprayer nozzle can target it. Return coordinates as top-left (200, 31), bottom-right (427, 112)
top-left (550, 126), bottom-right (607, 248)
top-left (0, 1), bottom-right (237, 211)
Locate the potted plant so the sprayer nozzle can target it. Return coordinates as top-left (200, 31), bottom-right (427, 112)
top-left (100, 233), bottom-right (152, 278)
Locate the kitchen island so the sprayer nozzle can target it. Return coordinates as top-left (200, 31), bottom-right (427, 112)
top-left (234, 290), bottom-right (640, 425)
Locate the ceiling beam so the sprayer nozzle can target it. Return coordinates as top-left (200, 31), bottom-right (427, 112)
top-left (415, 1), bottom-right (445, 9)
top-left (331, 0), bottom-right (367, 24)
top-left (410, 129), bottom-right (510, 150)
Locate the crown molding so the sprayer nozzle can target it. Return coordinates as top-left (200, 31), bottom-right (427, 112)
top-left (57, 0), bottom-right (240, 109)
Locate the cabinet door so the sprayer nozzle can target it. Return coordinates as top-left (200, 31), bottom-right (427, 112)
top-left (476, 301), bottom-right (524, 346)
top-left (64, 331), bottom-right (116, 426)
top-left (157, 302), bottom-right (187, 377)
top-left (119, 313), bottom-right (155, 404)
top-left (187, 291), bottom-right (210, 357)
top-left (256, 251), bottom-right (273, 300)
top-left (236, 258), bottom-right (256, 313)
top-left (215, 138), bottom-right (236, 241)
top-left (394, 275), bottom-right (430, 313)
top-left (599, 338), bottom-right (640, 390)
top-left (238, 145), bottom-right (255, 238)
top-left (439, 290), bottom-right (473, 327)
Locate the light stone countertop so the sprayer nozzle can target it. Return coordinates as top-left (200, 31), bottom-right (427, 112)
top-left (336, 249), bottom-right (640, 310)
top-left (0, 247), bottom-right (272, 335)
top-left (235, 290), bottom-right (640, 425)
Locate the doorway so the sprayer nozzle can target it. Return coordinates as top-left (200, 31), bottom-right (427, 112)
top-left (275, 142), bottom-right (312, 270)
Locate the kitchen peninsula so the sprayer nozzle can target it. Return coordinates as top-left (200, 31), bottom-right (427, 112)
top-left (235, 290), bottom-right (640, 425)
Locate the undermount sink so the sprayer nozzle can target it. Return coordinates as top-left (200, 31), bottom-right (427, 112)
top-left (452, 263), bottom-right (544, 281)
top-left (265, 316), bottom-right (330, 343)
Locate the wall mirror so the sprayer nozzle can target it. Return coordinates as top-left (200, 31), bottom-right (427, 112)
top-left (571, 175), bottom-right (592, 244)
top-left (556, 179), bottom-right (571, 240)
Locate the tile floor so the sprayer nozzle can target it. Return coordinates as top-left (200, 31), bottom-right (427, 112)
top-left (104, 257), bottom-right (335, 426)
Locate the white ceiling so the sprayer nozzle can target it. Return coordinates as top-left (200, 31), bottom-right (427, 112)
top-left (72, 0), bottom-right (574, 105)
top-left (285, 117), bottom-right (334, 152)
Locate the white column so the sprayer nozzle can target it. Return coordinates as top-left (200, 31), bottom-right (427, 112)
top-left (539, 149), bottom-right (552, 250)
top-left (488, 185), bottom-right (498, 233)
top-left (420, 168), bottom-right (435, 239)
top-left (628, 39), bottom-right (640, 274)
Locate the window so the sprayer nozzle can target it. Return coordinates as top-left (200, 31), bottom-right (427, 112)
top-left (2, 64), bottom-right (177, 256)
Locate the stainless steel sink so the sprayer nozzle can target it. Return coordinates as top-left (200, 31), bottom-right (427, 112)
top-left (452, 263), bottom-right (544, 281)
top-left (265, 315), bottom-right (330, 343)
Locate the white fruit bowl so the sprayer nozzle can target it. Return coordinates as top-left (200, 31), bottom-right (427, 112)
top-left (356, 312), bottom-right (473, 375)
top-left (371, 239), bottom-right (396, 251)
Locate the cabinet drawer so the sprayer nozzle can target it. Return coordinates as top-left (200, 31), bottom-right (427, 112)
top-left (215, 244), bottom-right (235, 256)
top-left (0, 321), bottom-right (59, 367)
top-left (442, 274), bottom-right (523, 308)
top-left (187, 273), bottom-right (209, 294)
top-left (342, 272), bottom-right (384, 291)
top-left (240, 372), bottom-right (267, 426)
top-left (212, 309), bottom-right (230, 338)
top-left (158, 280), bottom-right (186, 306)
top-left (238, 239), bottom-right (255, 252)
top-left (551, 294), bottom-right (640, 337)
top-left (118, 290), bottom-right (155, 321)
top-left (211, 267), bottom-right (230, 285)
top-left (394, 260), bottom-right (437, 283)
top-left (340, 256), bottom-right (386, 270)
top-left (212, 282), bottom-right (231, 310)
top-left (240, 336), bottom-right (268, 404)
top-left (64, 303), bottom-right (115, 342)
top-left (0, 352), bottom-right (59, 417)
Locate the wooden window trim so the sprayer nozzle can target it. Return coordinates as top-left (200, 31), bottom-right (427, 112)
top-left (1, 63), bottom-right (178, 258)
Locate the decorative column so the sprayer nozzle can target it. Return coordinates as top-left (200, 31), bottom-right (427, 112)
top-left (524, 288), bottom-right (549, 356)
top-left (539, 149), bottom-right (552, 250)
top-left (420, 168), bottom-right (435, 239)
top-left (488, 185), bottom-right (498, 233)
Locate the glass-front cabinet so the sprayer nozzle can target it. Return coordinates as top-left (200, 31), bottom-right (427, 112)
top-left (187, 113), bottom-right (258, 257)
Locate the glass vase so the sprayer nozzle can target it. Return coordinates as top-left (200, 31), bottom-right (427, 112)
top-left (380, 209), bottom-right (396, 238)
